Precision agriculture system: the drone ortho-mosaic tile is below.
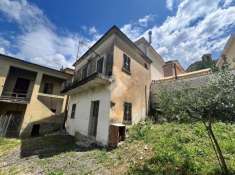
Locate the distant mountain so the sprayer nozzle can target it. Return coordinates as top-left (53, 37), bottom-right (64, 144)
top-left (187, 54), bottom-right (217, 72)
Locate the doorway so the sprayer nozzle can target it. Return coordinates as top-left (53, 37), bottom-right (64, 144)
top-left (88, 100), bottom-right (100, 137)
top-left (31, 124), bottom-right (40, 137)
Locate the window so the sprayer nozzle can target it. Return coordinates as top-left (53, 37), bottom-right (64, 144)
top-left (97, 57), bottom-right (104, 73)
top-left (71, 104), bottom-right (76, 119)
top-left (81, 65), bottom-right (88, 80)
top-left (123, 102), bottom-right (132, 124)
top-left (123, 54), bottom-right (131, 73)
top-left (144, 63), bottom-right (148, 69)
top-left (43, 82), bottom-right (53, 94)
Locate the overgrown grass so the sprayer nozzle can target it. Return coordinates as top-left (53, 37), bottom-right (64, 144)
top-left (127, 121), bottom-right (235, 175)
top-left (0, 137), bottom-right (20, 156)
top-left (1, 123), bottom-right (234, 175)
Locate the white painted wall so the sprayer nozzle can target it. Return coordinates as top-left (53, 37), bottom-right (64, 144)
top-left (65, 86), bottom-right (111, 145)
top-left (148, 48), bottom-right (165, 80)
top-left (135, 38), bottom-right (165, 80)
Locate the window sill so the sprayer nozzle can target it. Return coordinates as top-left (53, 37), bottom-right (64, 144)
top-left (122, 67), bottom-right (131, 75)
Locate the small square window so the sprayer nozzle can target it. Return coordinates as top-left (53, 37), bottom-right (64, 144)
top-left (71, 104), bottom-right (76, 119)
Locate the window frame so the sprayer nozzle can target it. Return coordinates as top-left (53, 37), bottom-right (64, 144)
top-left (97, 57), bottom-right (104, 74)
top-left (70, 104), bottom-right (76, 119)
top-left (122, 53), bottom-right (131, 74)
top-left (123, 102), bottom-right (132, 124)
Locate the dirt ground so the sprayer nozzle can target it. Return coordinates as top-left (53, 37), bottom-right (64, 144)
top-left (0, 133), bottom-right (153, 175)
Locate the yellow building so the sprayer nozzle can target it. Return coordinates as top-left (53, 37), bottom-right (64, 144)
top-left (0, 54), bottom-right (71, 137)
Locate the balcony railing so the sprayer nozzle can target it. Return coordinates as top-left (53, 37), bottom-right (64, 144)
top-left (0, 91), bottom-right (31, 104)
top-left (62, 57), bottom-right (112, 93)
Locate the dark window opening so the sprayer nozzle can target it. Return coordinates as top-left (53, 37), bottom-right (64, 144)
top-left (119, 126), bottom-right (126, 141)
top-left (105, 54), bottom-right (113, 76)
top-left (123, 102), bottom-right (132, 124)
top-left (43, 82), bottom-right (53, 94)
top-left (97, 57), bottom-right (104, 73)
top-left (123, 54), bottom-right (131, 73)
top-left (50, 109), bottom-right (56, 113)
top-left (13, 78), bottom-right (30, 97)
top-left (144, 63), bottom-right (148, 69)
top-left (31, 124), bottom-right (40, 137)
top-left (71, 104), bottom-right (76, 119)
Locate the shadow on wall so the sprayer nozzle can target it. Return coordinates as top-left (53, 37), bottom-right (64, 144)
top-left (20, 113), bottom-right (67, 158)
top-left (20, 113), bottom-right (66, 138)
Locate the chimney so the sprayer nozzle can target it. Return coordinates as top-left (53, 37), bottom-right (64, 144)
top-left (148, 31), bottom-right (152, 45)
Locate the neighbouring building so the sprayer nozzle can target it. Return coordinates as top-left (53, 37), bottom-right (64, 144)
top-left (62, 26), bottom-right (164, 146)
top-left (0, 54), bottom-right (71, 137)
top-left (217, 34), bottom-right (235, 69)
top-left (162, 60), bottom-right (185, 77)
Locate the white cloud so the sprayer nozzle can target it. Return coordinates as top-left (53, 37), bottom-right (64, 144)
top-left (120, 15), bottom-right (154, 40)
top-left (223, 0), bottom-right (233, 7)
top-left (121, 24), bottom-right (143, 40)
top-left (0, 0), bottom-right (52, 32)
top-left (122, 0), bottom-right (235, 68)
top-left (0, 47), bottom-right (6, 54)
top-left (138, 15), bottom-right (154, 27)
top-left (0, 0), bottom-right (234, 69)
top-left (0, 0), bottom-right (97, 69)
top-left (166, 0), bottom-right (174, 11)
top-left (88, 26), bottom-right (97, 35)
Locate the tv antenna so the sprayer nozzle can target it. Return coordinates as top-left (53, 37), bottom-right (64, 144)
top-left (76, 40), bottom-right (87, 60)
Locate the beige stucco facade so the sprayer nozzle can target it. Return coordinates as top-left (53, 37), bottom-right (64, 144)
top-left (64, 26), bottom-right (158, 145)
top-left (110, 39), bottom-right (151, 124)
top-left (0, 54), bottom-right (71, 137)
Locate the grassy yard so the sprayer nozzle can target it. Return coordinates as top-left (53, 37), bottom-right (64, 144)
top-left (127, 122), bottom-right (235, 175)
top-left (0, 122), bottom-right (234, 175)
top-left (0, 137), bottom-right (20, 157)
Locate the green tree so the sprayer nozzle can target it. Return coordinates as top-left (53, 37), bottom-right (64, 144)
top-left (157, 68), bottom-right (235, 174)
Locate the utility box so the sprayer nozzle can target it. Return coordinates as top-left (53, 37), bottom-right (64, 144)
top-left (108, 123), bottom-right (126, 147)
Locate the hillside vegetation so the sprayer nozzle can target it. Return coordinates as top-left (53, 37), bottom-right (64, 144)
top-left (0, 122), bottom-right (234, 175)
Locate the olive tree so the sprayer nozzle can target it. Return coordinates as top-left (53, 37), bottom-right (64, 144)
top-left (157, 68), bottom-right (235, 174)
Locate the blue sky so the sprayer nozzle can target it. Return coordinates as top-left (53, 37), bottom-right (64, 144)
top-left (0, 0), bottom-right (235, 69)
